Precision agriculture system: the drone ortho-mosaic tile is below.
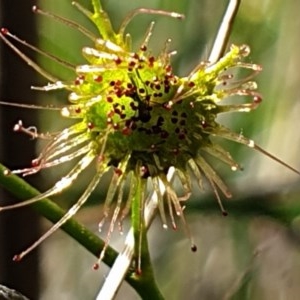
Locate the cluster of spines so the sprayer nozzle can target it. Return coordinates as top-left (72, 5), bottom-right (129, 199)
top-left (1, 1), bottom-right (299, 273)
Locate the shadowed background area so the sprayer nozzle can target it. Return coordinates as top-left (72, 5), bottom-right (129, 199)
top-left (0, 1), bottom-right (40, 299)
top-left (1, 0), bottom-right (300, 299)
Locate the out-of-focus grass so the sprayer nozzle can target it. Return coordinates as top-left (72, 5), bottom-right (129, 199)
top-left (11, 0), bottom-right (300, 299)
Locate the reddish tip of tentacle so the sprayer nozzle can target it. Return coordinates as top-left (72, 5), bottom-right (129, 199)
top-left (191, 244), bottom-right (197, 252)
top-left (135, 268), bottom-right (142, 276)
top-left (253, 95), bottom-right (262, 103)
top-left (32, 5), bottom-right (38, 13)
top-left (12, 254), bottom-right (22, 262)
top-left (0, 28), bottom-right (9, 35)
top-left (222, 211), bottom-right (228, 217)
top-left (93, 263), bottom-right (99, 270)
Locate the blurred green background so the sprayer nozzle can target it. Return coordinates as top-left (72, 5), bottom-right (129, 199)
top-left (1, 0), bottom-right (300, 299)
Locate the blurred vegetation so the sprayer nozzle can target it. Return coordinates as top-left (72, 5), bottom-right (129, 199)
top-left (1, 0), bottom-right (300, 299)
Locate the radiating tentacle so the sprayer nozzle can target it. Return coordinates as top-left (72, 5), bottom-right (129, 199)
top-left (209, 126), bottom-right (300, 176)
top-left (161, 173), bottom-right (196, 250)
top-left (9, 143), bottom-right (91, 177)
top-left (201, 143), bottom-right (241, 171)
top-left (40, 122), bottom-right (87, 156)
top-left (188, 159), bottom-right (204, 191)
top-left (13, 171), bottom-right (102, 262)
top-left (139, 22), bottom-right (155, 51)
top-left (118, 171), bottom-right (136, 233)
top-left (98, 156), bottom-right (130, 231)
top-left (95, 177), bottom-right (126, 269)
top-left (0, 150), bottom-right (95, 211)
top-left (194, 156), bottom-right (230, 215)
top-left (118, 8), bottom-right (184, 38)
top-left (175, 168), bottom-right (192, 201)
top-left (42, 132), bottom-right (90, 162)
top-left (195, 156), bottom-right (232, 198)
top-left (1, 27), bottom-right (75, 70)
top-left (33, 5), bottom-right (97, 41)
top-left (152, 176), bottom-right (168, 229)
top-left (36, 143), bottom-right (92, 170)
top-left (0, 101), bottom-right (62, 111)
top-left (0, 28), bottom-right (58, 82)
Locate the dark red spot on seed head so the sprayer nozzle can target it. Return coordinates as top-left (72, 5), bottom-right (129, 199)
top-left (178, 132), bottom-right (185, 140)
top-left (114, 108), bottom-right (121, 115)
top-left (140, 165), bottom-right (150, 178)
top-left (172, 148), bottom-right (179, 155)
top-left (149, 56), bottom-right (155, 63)
top-left (181, 112), bottom-right (187, 118)
top-left (94, 75), bottom-right (103, 82)
top-left (122, 127), bottom-right (132, 136)
top-left (128, 61), bottom-right (136, 68)
top-left (160, 131), bottom-right (169, 139)
top-left (114, 57), bottom-right (122, 65)
top-left (165, 65), bottom-right (172, 73)
top-left (140, 45), bottom-right (147, 51)
top-left (132, 53), bottom-right (139, 59)
top-left (107, 110), bottom-right (114, 118)
top-left (201, 120), bottom-right (208, 128)
top-left (74, 78), bottom-right (81, 85)
top-left (114, 168), bottom-right (123, 176)
top-left (179, 120), bottom-right (186, 126)
top-left (87, 122), bottom-right (94, 129)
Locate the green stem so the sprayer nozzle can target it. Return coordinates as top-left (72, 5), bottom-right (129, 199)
top-left (129, 176), bottom-right (165, 300)
top-left (128, 230), bottom-right (164, 300)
